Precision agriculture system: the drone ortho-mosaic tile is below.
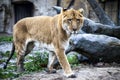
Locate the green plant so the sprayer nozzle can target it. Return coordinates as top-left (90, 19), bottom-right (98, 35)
top-left (67, 53), bottom-right (79, 64)
top-left (0, 51), bottom-right (49, 79)
top-left (25, 51), bottom-right (48, 72)
top-left (0, 67), bottom-right (18, 79)
top-left (2, 51), bottom-right (16, 58)
top-left (0, 36), bottom-right (13, 42)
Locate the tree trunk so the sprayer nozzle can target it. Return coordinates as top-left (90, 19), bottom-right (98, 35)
top-left (82, 18), bottom-right (120, 39)
top-left (87, 0), bottom-right (115, 26)
top-left (66, 34), bottom-right (120, 63)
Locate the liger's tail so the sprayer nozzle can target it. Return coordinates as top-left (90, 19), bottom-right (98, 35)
top-left (3, 42), bottom-right (15, 69)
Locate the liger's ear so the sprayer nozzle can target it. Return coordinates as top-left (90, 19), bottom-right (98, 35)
top-left (61, 8), bottom-right (67, 13)
top-left (79, 8), bottom-right (84, 14)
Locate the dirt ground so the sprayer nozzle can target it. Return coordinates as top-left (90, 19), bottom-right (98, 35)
top-left (14, 64), bottom-right (120, 80)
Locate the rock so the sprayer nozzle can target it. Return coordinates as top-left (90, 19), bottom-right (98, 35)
top-left (0, 42), bottom-right (12, 53)
top-left (82, 18), bottom-right (120, 39)
top-left (66, 34), bottom-right (120, 63)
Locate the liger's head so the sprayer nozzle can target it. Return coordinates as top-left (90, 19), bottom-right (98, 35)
top-left (61, 8), bottom-right (84, 34)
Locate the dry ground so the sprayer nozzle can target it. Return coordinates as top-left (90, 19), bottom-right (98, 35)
top-left (14, 64), bottom-right (120, 80)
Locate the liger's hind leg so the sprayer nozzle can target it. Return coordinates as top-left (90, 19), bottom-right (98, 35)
top-left (16, 41), bottom-right (35, 72)
top-left (25, 41), bottom-right (35, 56)
top-left (16, 53), bottom-right (25, 72)
top-left (16, 43), bottom-right (26, 72)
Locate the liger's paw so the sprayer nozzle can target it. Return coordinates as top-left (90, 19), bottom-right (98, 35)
top-left (68, 74), bottom-right (76, 78)
top-left (45, 68), bottom-right (57, 74)
top-left (65, 73), bottom-right (76, 78)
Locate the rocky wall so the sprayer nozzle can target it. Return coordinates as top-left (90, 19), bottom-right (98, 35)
top-left (0, 0), bottom-right (12, 34)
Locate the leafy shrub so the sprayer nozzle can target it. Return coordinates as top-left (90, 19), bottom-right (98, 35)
top-left (67, 53), bottom-right (79, 64)
top-left (25, 51), bottom-right (48, 72)
top-left (0, 36), bottom-right (13, 42)
top-left (0, 67), bottom-right (18, 79)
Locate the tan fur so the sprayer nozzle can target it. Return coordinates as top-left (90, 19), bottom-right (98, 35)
top-left (13, 8), bottom-right (84, 77)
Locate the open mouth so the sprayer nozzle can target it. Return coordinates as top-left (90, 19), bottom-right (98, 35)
top-left (71, 31), bottom-right (78, 34)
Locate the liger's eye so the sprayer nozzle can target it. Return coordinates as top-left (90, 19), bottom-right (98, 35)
top-left (67, 19), bottom-right (72, 23)
top-left (76, 19), bottom-right (80, 23)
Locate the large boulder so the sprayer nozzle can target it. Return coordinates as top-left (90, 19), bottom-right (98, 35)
top-left (66, 34), bottom-right (120, 63)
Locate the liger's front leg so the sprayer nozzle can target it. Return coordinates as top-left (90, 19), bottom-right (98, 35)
top-left (47, 51), bottom-right (57, 73)
top-left (55, 48), bottom-right (76, 78)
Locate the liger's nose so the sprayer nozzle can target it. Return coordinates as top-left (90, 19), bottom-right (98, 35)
top-left (73, 28), bottom-right (77, 31)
